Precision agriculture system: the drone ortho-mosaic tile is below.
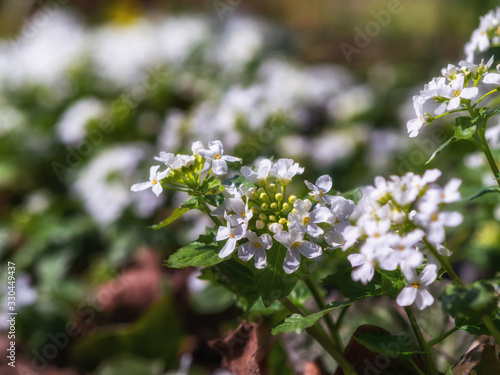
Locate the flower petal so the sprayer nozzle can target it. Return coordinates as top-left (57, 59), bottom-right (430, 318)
top-left (283, 248), bottom-right (301, 274)
top-left (415, 289), bottom-right (434, 310)
top-left (396, 287), bottom-right (417, 307)
top-left (298, 241), bottom-right (322, 258)
top-left (254, 248), bottom-right (267, 269)
top-left (130, 181), bottom-right (152, 192)
top-left (219, 237), bottom-right (236, 258)
top-left (238, 242), bottom-right (255, 261)
top-left (316, 175), bottom-right (332, 192)
top-left (212, 159), bottom-right (228, 175)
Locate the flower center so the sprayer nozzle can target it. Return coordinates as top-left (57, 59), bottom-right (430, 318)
top-left (431, 213), bottom-right (439, 222)
top-left (398, 245), bottom-right (405, 251)
top-left (291, 241), bottom-right (301, 249)
top-left (254, 242), bottom-right (261, 248)
top-left (152, 179), bottom-right (158, 185)
top-left (214, 153), bottom-right (221, 160)
top-left (411, 282), bottom-right (420, 289)
top-left (241, 211), bottom-right (246, 218)
top-left (229, 233), bottom-right (234, 238)
top-left (302, 216), bottom-right (310, 225)
top-left (319, 191), bottom-right (324, 198)
top-left (453, 90), bottom-right (461, 98)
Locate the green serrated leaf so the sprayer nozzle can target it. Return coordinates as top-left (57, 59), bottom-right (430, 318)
top-left (440, 281), bottom-right (499, 319)
top-left (254, 244), bottom-right (301, 307)
top-left (272, 300), bottom-right (352, 335)
top-left (426, 136), bottom-right (456, 164)
top-left (454, 116), bottom-right (479, 140)
top-left (322, 268), bottom-right (383, 300)
top-left (355, 332), bottom-right (426, 358)
top-left (380, 270), bottom-right (406, 299)
top-left (469, 186), bottom-right (500, 200)
top-left (165, 242), bottom-right (224, 268)
top-left (200, 258), bottom-right (260, 310)
top-left (150, 207), bottom-right (192, 230)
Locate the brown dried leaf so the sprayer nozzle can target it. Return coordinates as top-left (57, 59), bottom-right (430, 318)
top-left (208, 321), bottom-right (262, 375)
top-left (451, 343), bottom-right (500, 375)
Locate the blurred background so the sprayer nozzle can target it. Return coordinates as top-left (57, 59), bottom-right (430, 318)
top-left (0, 0), bottom-right (499, 374)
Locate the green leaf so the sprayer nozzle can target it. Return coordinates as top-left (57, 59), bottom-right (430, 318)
top-left (165, 241), bottom-right (224, 268)
top-left (380, 270), bottom-right (406, 299)
top-left (454, 116), bottom-right (479, 140)
top-left (150, 196), bottom-right (200, 229)
top-left (200, 258), bottom-right (260, 310)
top-left (426, 136), bottom-right (456, 164)
top-left (440, 281), bottom-right (499, 319)
top-left (342, 188), bottom-right (363, 204)
top-left (254, 244), bottom-right (301, 307)
top-left (455, 312), bottom-right (500, 336)
top-left (272, 300), bottom-right (352, 335)
top-left (322, 268), bottom-right (383, 300)
top-left (354, 332), bottom-right (426, 358)
top-left (469, 186), bottom-right (500, 200)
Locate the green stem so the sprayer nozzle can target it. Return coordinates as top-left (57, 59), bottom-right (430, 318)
top-left (280, 298), bottom-right (356, 375)
top-left (473, 88), bottom-right (499, 107)
top-left (336, 303), bottom-right (351, 331)
top-left (478, 128), bottom-right (500, 187)
top-left (481, 315), bottom-right (500, 346)
top-left (408, 357), bottom-right (426, 375)
top-left (304, 277), bottom-right (343, 351)
top-left (427, 326), bottom-right (459, 347)
top-left (430, 108), bottom-right (467, 121)
top-left (423, 238), bottom-right (464, 287)
top-left (198, 197), bottom-right (224, 227)
top-left (405, 307), bottom-right (438, 375)
top-left (424, 240), bottom-right (500, 346)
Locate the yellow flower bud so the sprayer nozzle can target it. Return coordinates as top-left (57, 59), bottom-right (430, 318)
top-left (275, 193), bottom-right (283, 201)
top-left (288, 195), bottom-right (297, 204)
top-left (270, 202), bottom-right (278, 211)
top-left (260, 203), bottom-right (269, 211)
top-left (268, 183), bottom-right (277, 193)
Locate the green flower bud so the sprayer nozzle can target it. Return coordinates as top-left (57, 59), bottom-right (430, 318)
top-left (282, 202), bottom-right (290, 211)
top-left (269, 215), bottom-right (276, 222)
top-left (275, 193), bottom-right (283, 201)
top-left (270, 202), bottom-right (278, 211)
top-left (246, 187), bottom-right (257, 199)
top-left (260, 203), bottom-right (269, 211)
top-left (288, 195), bottom-right (297, 204)
top-left (268, 183), bottom-right (277, 193)
top-left (260, 192), bottom-right (270, 204)
top-left (259, 213), bottom-right (267, 221)
top-left (251, 207), bottom-right (259, 214)
top-left (256, 220), bottom-right (265, 229)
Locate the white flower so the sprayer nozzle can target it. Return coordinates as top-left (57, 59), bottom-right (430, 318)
top-left (482, 63), bottom-right (500, 86)
top-left (225, 197), bottom-right (253, 226)
top-left (407, 95), bottom-right (432, 138)
top-left (131, 165), bottom-right (170, 197)
top-left (241, 159), bottom-right (273, 185)
top-left (274, 230), bottom-right (322, 274)
top-left (414, 205), bottom-right (463, 245)
top-left (304, 175), bottom-right (336, 204)
top-left (396, 265), bottom-right (437, 310)
top-left (270, 158), bottom-right (304, 186)
top-left (216, 222), bottom-right (247, 258)
top-left (324, 221), bottom-right (351, 250)
top-left (198, 140), bottom-right (242, 175)
top-left (288, 199), bottom-right (331, 238)
top-left (438, 74), bottom-right (478, 110)
top-left (155, 152), bottom-right (195, 169)
top-left (327, 196), bottom-right (355, 225)
top-left (386, 230), bottom-right (424, 276)
top-left (238, 231), bottom-right (273, 269)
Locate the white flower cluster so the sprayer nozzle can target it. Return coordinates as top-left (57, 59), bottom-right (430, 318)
top-left (345, 169), bottom-right (462, 310)
top-left (407, 56), bottom-right (497, 137)
top-left (465, 7), bottom-right (500, 63)
top-left (214, 166), bottom-right (357, 274)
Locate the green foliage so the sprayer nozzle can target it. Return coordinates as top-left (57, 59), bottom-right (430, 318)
top-left (272, 300), bottom-right (352, 335)
top-left (200, 259), bottom-right (261, 310)
top-left (165, 241), bottom-right (224, 268)
top-left (426, 136), bottom-right (456, 164)
top-left (454, 116), bottom-right (480, 140)
top-left (440, 280), bottom-right (499, 319)
top-left (323, 268), bottom-right (405, 300)
top-left (354, 332), bottom-right (426, 358)
top-left (469, 186), bottom-right (500, 200)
